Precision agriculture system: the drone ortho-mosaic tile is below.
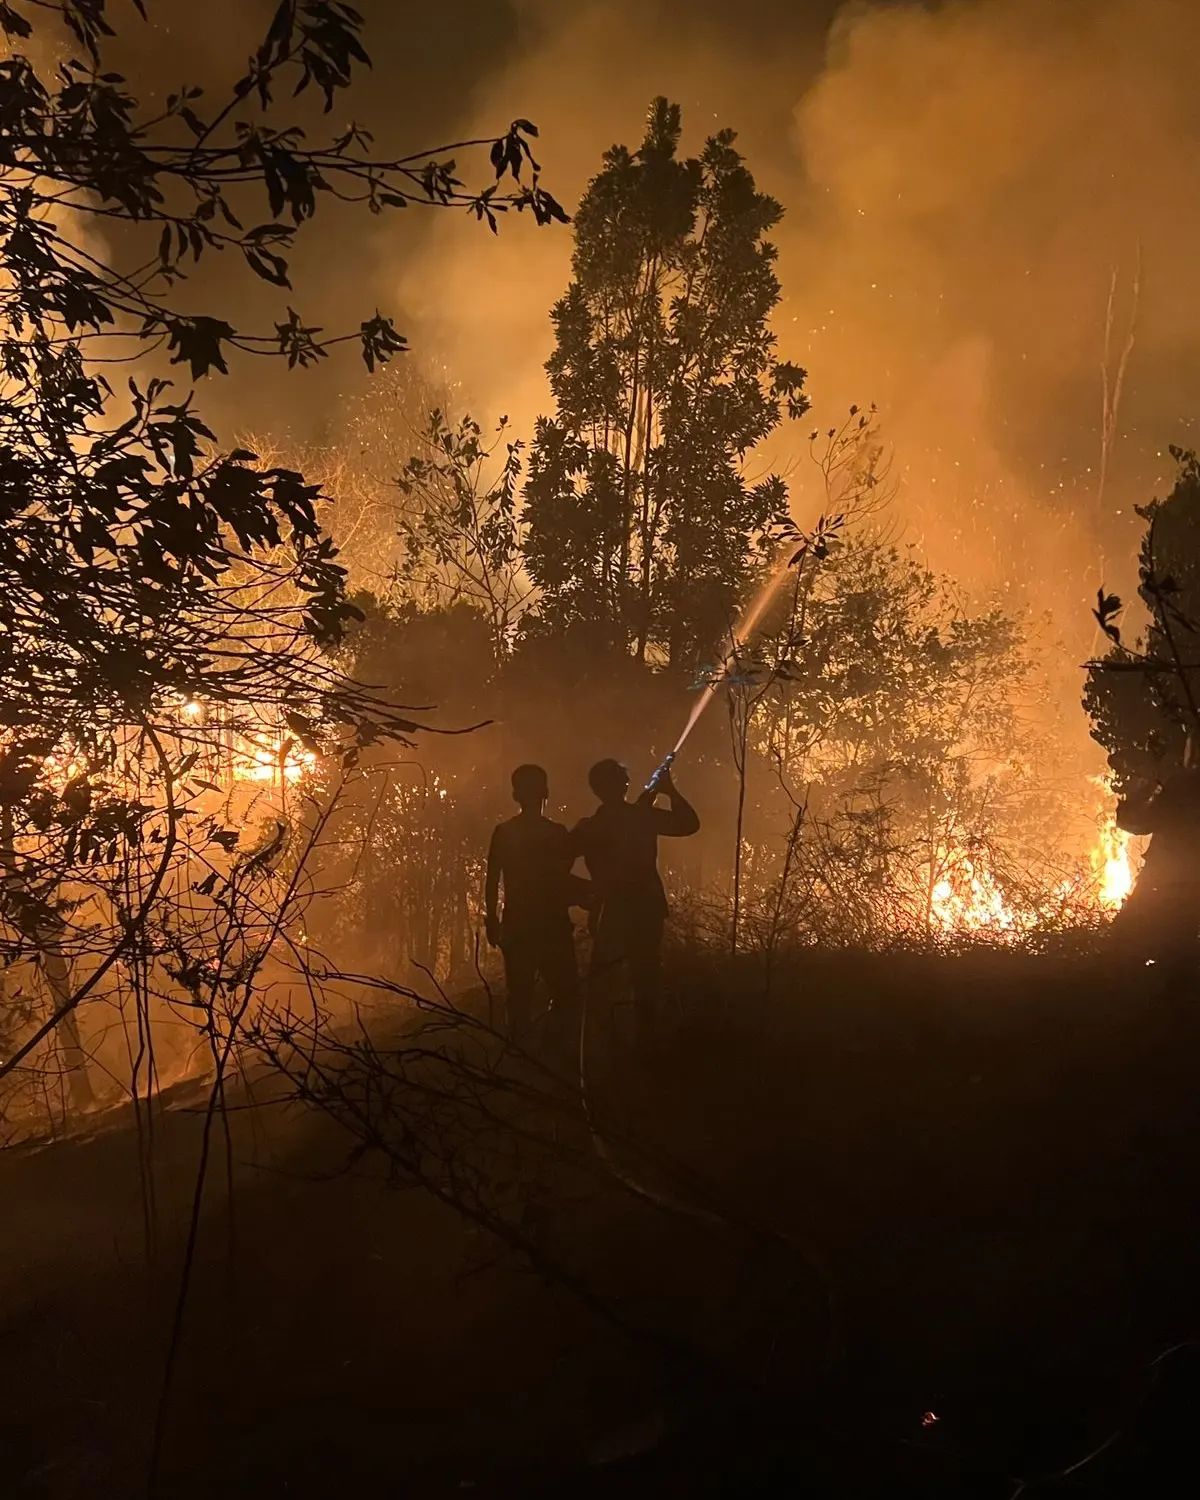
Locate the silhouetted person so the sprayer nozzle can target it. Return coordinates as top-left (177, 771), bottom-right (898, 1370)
top-left (485, 764), bottom-right (579, 1042)
top-left (1114, 735), bottom-right (1200, 982)
top-left (572, 757), bottom-right (699, 1044)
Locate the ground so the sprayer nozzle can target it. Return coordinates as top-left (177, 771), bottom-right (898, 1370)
top-left (1, 947), bottom-right (1198, 1497)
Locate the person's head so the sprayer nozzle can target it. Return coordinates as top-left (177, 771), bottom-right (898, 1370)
top-left (588, 758), bottom-right (629, 805)
top-left (511, 763), bottom-right (548, 812)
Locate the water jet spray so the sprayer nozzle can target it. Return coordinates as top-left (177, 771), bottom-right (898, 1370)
top-left (645, 549), bottom-right (799, 785)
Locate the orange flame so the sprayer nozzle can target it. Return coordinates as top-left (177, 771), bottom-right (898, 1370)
top-left (233, 734), bottom-right (316, 785)
top-left (928, 852), bottom-right (1021, 936)
top-left (1092, 812), bottom-right (1134, 910)
top-left (925, 799), bottom-right (1137, 939)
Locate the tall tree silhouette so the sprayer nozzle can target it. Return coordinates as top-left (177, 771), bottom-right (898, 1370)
top-left (522, 97), bottom-right (808, 667)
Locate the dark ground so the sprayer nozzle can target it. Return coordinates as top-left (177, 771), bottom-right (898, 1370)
top-left (2, 947), bottom-right (1199, 1498)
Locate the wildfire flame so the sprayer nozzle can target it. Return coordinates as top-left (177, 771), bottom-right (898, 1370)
top-left (233, 734), bottom-right (317, 785)
top-left (929, 853), bottom-right (1020, 936)
top-left (926, 806), bottom-right (1137, 938)
top-left (1093, 815), bottom-right (1134, 910)
top-left (175, 697), bottom-right (317, 787)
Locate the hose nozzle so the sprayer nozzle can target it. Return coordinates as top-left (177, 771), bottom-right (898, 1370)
top-left (643, 750), bottom-right (676, 796)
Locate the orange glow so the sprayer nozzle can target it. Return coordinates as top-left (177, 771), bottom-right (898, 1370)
top-left (41, 749), bottom-right (87, 787)
top-left (922, 792), bottom-right (1138, 940)
top-left (928, 851), bottom-right (1021, 937)
top-left (1093, 812), bottom-right (1134, 910)
top-left (232, 735), bottom-right (317, 785)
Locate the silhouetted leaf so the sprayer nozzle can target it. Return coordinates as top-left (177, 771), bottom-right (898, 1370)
top-left (165, 316), bottom-right (235, 379)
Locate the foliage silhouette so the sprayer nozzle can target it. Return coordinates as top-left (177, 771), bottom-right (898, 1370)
top-left (0, 0), bottom-right (564, 1111)
top-left (1086, 448), bottom-right (1200, 796)
top-left (522, 96), bottom-right (807, 668)
top-left (0, 0), bottom-right (566, 378)
top-left (395, 409), bottom-right (531, 657)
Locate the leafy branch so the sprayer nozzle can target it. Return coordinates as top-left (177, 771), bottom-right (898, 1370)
top-left (0, 0), bottom-right (568, 378)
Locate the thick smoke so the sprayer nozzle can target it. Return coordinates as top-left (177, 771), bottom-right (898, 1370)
top-left (787, 0), bottom-right (1200, 594)
top-left (393, 0), bottom-right (1200, 627)
top-left (82, 0), bottom-right (1200, 727)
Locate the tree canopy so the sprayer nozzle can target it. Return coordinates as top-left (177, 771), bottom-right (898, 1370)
top-left (521, 97), bottom-right (807, 668)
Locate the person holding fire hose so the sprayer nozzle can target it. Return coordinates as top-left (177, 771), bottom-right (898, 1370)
top-left (1113, 730), bottom-right (1200, 983)
top-left (485, 764), bottom-right (589, 1044)
top-left (571, 756), bottom-right (700, 1047)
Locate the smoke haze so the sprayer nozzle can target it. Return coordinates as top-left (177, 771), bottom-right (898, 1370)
top-left (381, 0), bottom-right (1200, 626)
top-left (89, 0), bottom-right (1200, 633)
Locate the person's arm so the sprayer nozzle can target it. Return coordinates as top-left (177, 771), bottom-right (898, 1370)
top-left (553, 821), bottom-right (590, 908)
top-left (484, 826), bottom-right (503, 946)
top-left (567, 816), bottom-right (595, 875)
top-left (650, 767), bottom-right (699, 836)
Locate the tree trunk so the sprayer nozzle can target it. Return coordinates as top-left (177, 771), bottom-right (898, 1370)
top-left (634, 266), bottom-right (658, 663)
top-left (730, 699), bottom-right (749, 956)
top-left (45, 945), bottom-right (95, 1111)
top-left (619, 345), bottom-right (642, 651)
top-left (764, 802), bottom-right (805, 1001)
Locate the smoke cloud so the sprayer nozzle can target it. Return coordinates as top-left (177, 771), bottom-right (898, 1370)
top-left (389, 0), bottom-right (1200, 629)
top-left (787, 0), bottom-right (1200, 590)
top-left (88, 0), bottom-right (1200, 645)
